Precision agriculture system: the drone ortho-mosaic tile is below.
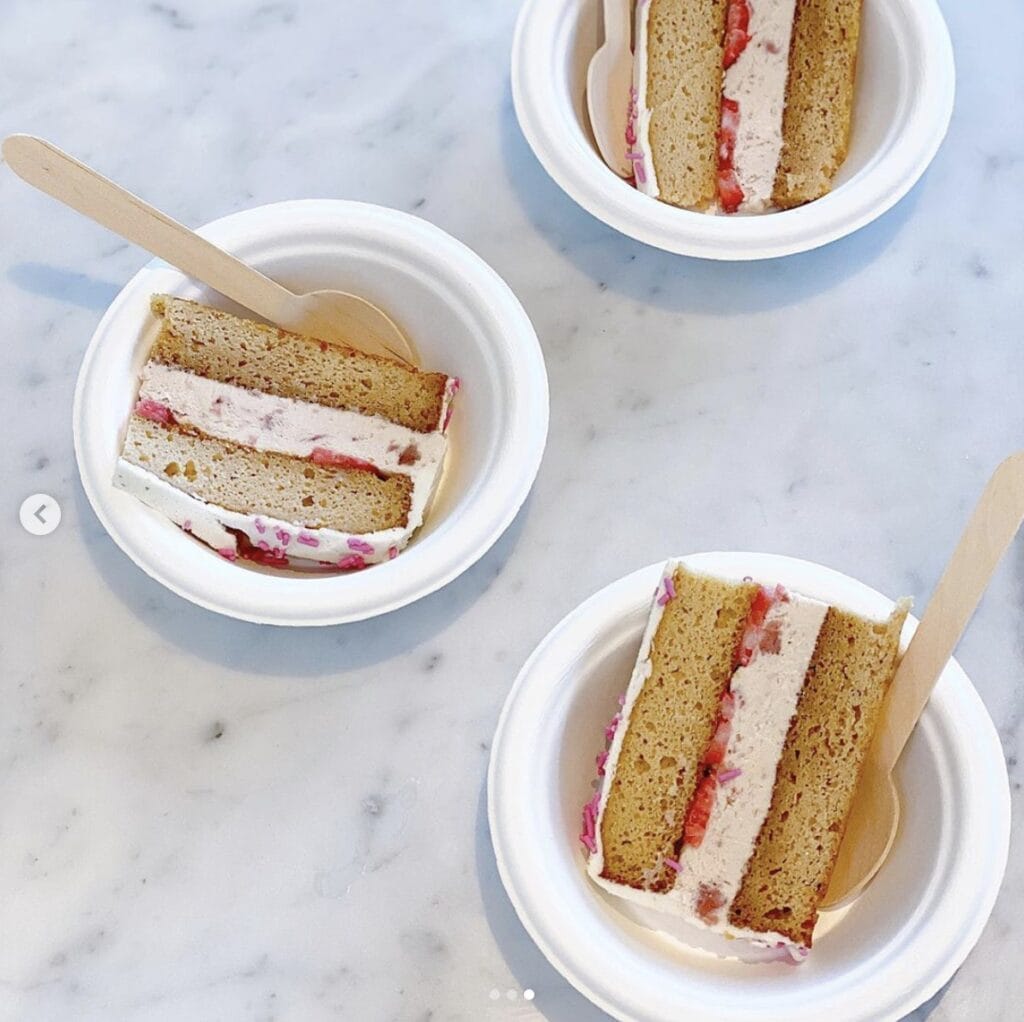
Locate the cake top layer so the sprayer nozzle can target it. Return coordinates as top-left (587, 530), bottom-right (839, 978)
top-left (149, 295), bottom-right (451, 433)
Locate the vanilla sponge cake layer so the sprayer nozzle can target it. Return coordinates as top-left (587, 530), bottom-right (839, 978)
top-left (639, 0), bottom-right (727, 209)
top-left (729, 599), bottom-right (908, 946)
top-left (121, 415), bottom-right (412, 534)
top-left (596, 567), bottom-right (758, 893)
top-left (773, 0), bottom-right (863, 208)
top-left (151, 295), bottom-right (450, 433)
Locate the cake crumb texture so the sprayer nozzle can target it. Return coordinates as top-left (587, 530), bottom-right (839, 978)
top-left (122, 414), bottom-right (412, 534)
top-left (728, 598), bottom-right (909, 946)
top-left (600, 566), bottom-right (758, 892)
top-left (772, 0), bottom-right (862, 207)
top-left (645, 0), bottom-right (728, 209)
top-left (150, 295), bottom-right (448, 433)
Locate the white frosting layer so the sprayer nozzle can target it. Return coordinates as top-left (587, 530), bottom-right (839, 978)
top-left (114, 460), bottom-right (409, 567)
top-left (631, 0), bottom-right (659, 198)
top-left (587, 564), bottom-right (828, 952)
top-left (669, 593), bottom-right (827, 924)
top-left (724, 0), bottom-right (798, 212)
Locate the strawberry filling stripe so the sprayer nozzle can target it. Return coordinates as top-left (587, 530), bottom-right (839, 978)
top-left (309, 446), bottom-right (387, 479)
top-left (717, 97), bottom-right (744, 214)
top-left (680, 585), bottom-right (787, 849)
top-left (719, 0), bottom-right (751, 212)
top-left (723, 0), bottom-right (752, 69)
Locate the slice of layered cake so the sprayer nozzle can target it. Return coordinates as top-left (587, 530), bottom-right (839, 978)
top-left (114, 296), bottom-right (459, 570)
top-left (628, 0), bottom-right (862, 212)
top-left (581, 563), bottom-right (908, 956)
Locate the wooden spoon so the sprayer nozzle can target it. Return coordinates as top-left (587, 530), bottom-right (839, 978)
top-left (586, 0), bottom-right (634, 178)
top-left (823, 452), bottom-right (1024, 908)
top-left (1, 134), bottom-right (416, 365)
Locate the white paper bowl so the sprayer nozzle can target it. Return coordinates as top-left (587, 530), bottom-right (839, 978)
top-left (489, 553), bottom-right (1010, 1021)
top-left (512, 0), bottom-right (955, 259)
top-left (74, 200), bottom-right (549, 625)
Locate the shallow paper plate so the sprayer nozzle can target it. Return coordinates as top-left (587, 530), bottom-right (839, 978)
top-left (74, 200), bottom-right (549, 625)
top-left (488, 553), bottom-right (1010, 1022)
top-left (511, 0), bottom-right (956, 259)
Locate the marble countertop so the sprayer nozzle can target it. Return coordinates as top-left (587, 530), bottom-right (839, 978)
top-left (1, 1), bottom-right (1021, 1019)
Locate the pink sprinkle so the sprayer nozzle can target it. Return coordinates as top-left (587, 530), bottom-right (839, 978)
top-left (217, 547), bottom-right (237, 561)
top-left (617, 693), bottom-right (626, 707)
top-left (347, 537), bottom-right (374, 556)
top-left (296, 531), bottom-right (320, 547)
top-left (388, 546), bottom-right (399, 560)
top-left (254, 517), bottom-right (266, 534)
top-left (450, 377), bottom-right (462, 394)
top-left (604, 712), bottom-right (621, 744)
top-left (718, 768), bottom-right (743, 784)
top-left (182, 520), bottom-right (192, 531)
top-left (634, 161), bottom-right (647, 185)
top-left (337, 554), bottom-right (367, 571)
top-left (257, 540), bottom-right (271, 552)
top-left (443, 405), bottom-right (455, 432)
top-left (657, 592), bottom-right (670, 606)
top-left (275, 527), bottom-right (292, 546)
top-left (626, 150), bottom-right (645, 163)
top-left (664, 576), bottom-right (676, 600)
top-left (579, 791), bottom-right (601, 853)
top-left (663, 857), bottom-right (682, 872)
top-left (596, 750), bottom-right (609, 776)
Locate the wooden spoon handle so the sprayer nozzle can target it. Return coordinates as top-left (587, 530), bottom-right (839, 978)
top-left (877, 452), bottom-right (1024, 771)
top-left (2, 134), bottom-right (297, 321)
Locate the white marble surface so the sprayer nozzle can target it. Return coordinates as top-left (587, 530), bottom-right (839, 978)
top-left (1, 1), bottom-right (1021, 1019)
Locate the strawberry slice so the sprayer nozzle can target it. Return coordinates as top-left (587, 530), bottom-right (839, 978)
top-left (719, 691), bottom-right (736, 721)
top-left (135, 398), bottom-right (176, 425)
top-left (723, 0), bottom-right (752, 68)
top-left (310, 447), bottom-right (386, 478)
top-left (696, 883), bottom-right (727, 924)
top-left (683, 774), bottom-right (717, 847)
top-left (718, 170), bottom-right (745, 214)
top-left (704, 716), bottom-right (732, 766)
top-left (716, 98), bottom-right (745, 213)
top-left (747, 585), bottom-right (773, 627)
